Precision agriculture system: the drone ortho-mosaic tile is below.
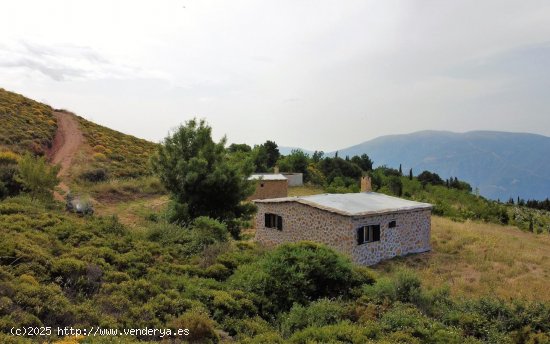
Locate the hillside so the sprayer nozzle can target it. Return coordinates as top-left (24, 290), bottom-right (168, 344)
top-left (0, 88), bottom-right (57, 156)
top-left (330, 130), bottom-right (550, 201)
top-left (71, 112), bottom-right (158, 179)
top-left (0, 88), bottom-right (158, 184)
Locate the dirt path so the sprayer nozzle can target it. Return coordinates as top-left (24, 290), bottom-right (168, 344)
top-left (48, 111), bottom-right (84, 201)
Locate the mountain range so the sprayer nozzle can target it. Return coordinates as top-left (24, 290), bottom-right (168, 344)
top-left (282, 130), bottom-right (550, 200)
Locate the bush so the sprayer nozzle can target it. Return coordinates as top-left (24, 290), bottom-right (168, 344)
top-left (79, 168), bottom-right (108, 182)
top-left (190, 217), bottom-right (229, 246)
top-left (168, 308), bottom-right (219, 343)
top-left (362, 269), bottom-right (422, 304)
top-left (394, 269), bottom-right (422, 304)
top-left (222, 316), bottom-right (273, 340)
top-left (289, 321), bottom-right (378, 344)
top-left (0, 163), bottom-right (22, 199)
top-left (230, 242), bottom-right (360, 315)
top-left (16, 153), bottom-right (59, 201)
top-left (281, 299), bottom-right (347, 337)
top-left (146, 217), bottom-right (228, 258)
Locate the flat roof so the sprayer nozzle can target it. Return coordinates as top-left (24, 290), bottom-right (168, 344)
top-left (248, 173), bottom-right (288, 181)
top-left (254, 192), bottom-right (432, 216)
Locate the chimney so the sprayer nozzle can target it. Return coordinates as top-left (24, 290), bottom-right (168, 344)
top-left (274, 166), bottom-right (280, 174)
top-left (361, 176), bottom-right (372, 192)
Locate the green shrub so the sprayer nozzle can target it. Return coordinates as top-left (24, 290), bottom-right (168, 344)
top-left (280, 299), bottom-right (348, 337)
top-left (239, 332), bottom-right (285, 344)
top-left (394, 269), bottom-right (422, 303)
top-left (79, 168), bottom-right (108, 182)
top-left (289, 321), bottom-right (378, 344)
top-left (230, 241), bottom-right (360, 315)
top-left (222, 316), bottom-right (274, 339)
top-left (204, 263), bottom-right (231, 281)
top-left (0, 158), bottom-right (22, 199)
top-left (168, 308), bottom-right (219, 344)
top-left (16, 153), bottom-right (59, 201)
top-left (363, 269), bottom-right (422, 304)
top-left (363, 277), bottom-right (398, 302)
top-left (190, 216), bottom-right (229, 246)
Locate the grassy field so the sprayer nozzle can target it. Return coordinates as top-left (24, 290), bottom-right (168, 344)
top-left (376, 216), bottom-right (550, 302)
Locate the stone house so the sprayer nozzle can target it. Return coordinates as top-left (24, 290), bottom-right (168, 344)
top-left (247, 174), bottom-right (288, 200)
top-left (253, 185), bottom-right (432, 265)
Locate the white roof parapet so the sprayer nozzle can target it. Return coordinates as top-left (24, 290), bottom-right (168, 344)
top-left (254, 192), bottom-right (432, 216)
top-left (248, 173), bottom-right (288, 181)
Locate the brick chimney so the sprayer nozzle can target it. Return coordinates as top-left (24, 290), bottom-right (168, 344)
top-left (361, 176), bottom-right (372, 192)
top-left (274, 166), bottom-right (280, 174)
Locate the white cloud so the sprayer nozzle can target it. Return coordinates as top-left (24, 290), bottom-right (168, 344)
top-left (0, 40), bottom-right (168, 82)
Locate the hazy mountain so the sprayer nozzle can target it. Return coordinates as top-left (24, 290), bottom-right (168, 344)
top-left (329, 130), bottom-right (550, 200)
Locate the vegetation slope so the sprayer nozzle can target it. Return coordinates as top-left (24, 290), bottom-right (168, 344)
top-left (0, 88), bottom-right (57, 156)
top-left (73, 113), bottom-right (157, 179)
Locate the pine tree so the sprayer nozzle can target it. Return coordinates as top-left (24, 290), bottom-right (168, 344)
top-left (409, 168), bottom-right (413, 180)
top-left (399, 164), bottom-right (402, 176)
top-left (151, 118), bottom-right (255, 237)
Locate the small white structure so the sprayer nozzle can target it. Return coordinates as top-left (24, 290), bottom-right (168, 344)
top-left (281, 173), bottom-right (303, 186)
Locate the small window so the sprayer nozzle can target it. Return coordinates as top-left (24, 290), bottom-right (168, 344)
top-left (264, 213), bottom-right (283, 231)
top-left (388, 220), bottom-right (397, 228)
top-left (260, 183), bottom-right (264, 187)
top-left (356, 224), bottom-right (381, 245)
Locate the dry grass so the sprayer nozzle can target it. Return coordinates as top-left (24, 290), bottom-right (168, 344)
top-left (375, 216), bottom-right (550, 302)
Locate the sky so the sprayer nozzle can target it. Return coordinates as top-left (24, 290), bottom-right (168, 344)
top-left (1, 0), bottom-right (549, 151)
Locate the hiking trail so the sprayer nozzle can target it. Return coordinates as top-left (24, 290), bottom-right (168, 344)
top-left (48, 111), bottom-right (84, 201)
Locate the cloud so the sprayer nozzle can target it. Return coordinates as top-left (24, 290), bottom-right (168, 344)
top-left (0, 40), bottom-right (167, 82)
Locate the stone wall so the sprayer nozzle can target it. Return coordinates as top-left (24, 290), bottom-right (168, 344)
top-left (248, 180), bottom-right (288, 200)
top-left (254, 202), bottom-right (431, 265)
top-left (351, 209), bottom-right (431, 265)
top-left (254, 202), bottom-right (354, 253)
